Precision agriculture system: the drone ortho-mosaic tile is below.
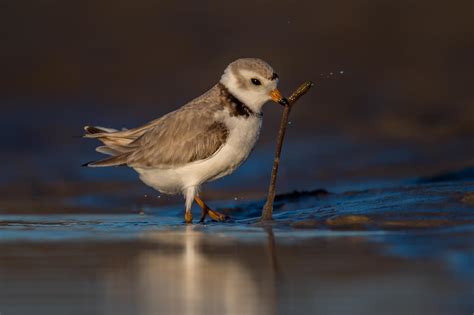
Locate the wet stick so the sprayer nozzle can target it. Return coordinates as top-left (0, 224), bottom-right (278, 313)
top-left (261, 81), bottom-right (314, 221)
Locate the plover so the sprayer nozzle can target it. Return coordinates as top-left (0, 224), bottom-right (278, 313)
top-left (83, 58), bottom-right (288, 223)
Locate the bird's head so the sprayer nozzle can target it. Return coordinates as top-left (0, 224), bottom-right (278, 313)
top-left (220, 58), bottom-right (288, 113)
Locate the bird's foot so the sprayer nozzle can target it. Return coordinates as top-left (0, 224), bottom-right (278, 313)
top-left (207, 209), bottom-right (229, 222)
top-left (184, 211), bottom-right (193, 224)
top-left (199, 208), bottom-right (229, 223)
top-left (195, 195), bottom-right (229, 223)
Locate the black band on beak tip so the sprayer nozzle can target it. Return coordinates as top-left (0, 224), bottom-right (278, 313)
top-left (278, 98), bottom-right (289, 106)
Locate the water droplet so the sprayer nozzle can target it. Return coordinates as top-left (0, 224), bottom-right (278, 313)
top-left (339, 70), bottom-right (344, 74)
top-left (234, 197), bottom-right (238, 201)
top-left (330, 72), bottom-right (334, 75)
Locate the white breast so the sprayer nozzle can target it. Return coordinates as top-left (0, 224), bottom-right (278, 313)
top-left (135, 112), bottom-right (262, 194)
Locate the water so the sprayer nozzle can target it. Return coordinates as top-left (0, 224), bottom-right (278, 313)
top-left (1, 177), bottom-right (473, 315)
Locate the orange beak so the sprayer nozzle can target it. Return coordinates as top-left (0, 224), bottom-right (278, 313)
top-left (269, 89), bottom-right (289, 106)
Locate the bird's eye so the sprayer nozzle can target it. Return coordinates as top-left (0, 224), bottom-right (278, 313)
top-left (251, 78), bottom-right (261, 86)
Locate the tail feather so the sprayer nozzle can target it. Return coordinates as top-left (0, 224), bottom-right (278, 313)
top-left (83, 124), bottom-right (134, 167)
top-left (95, 146), bottom-right (120, 156)
top-left (82, 123), bottom-right (152, 167)
top-left (84, 125), bottom-right (118, 135)
top-left (82, 154), bottom-right (129, 167)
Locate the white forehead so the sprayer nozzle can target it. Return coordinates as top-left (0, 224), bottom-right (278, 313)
top-left (238, 69), bottom-right (279, 87)
top-left (226, 68), bottom-right (277, 86)
top-left (239, 69), bottom-right (266, 80)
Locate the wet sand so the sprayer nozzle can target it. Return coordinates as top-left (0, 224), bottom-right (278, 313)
top-left (1, 178), bottom-right (473, 315)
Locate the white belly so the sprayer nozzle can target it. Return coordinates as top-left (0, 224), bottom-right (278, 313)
top-left (135, 115), bottom-right (262, 194)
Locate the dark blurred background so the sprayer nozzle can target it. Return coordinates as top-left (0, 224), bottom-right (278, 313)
top-left (1, 0), bottom-right (473, 210)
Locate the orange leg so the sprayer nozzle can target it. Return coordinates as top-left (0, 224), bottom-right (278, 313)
top-left (194, 196), bottom-right (228, 223)
top-left (184, 211), bottom-right (193, 223)
top-left (184, 186), bottom-right (195, 224)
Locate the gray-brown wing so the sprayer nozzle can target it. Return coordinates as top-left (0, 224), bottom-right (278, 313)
top-left (124, 105), bottom-right (229, 168)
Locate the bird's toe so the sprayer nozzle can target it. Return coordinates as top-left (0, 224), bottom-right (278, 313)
top-left (208, 209), bottom-right (229, 222)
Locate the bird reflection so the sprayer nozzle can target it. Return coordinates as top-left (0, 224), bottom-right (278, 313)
top-left (101, 226), bottom-right (281, 315)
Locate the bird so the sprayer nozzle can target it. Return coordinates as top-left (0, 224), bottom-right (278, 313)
top-left (83, 58), bottom-right (288, 223)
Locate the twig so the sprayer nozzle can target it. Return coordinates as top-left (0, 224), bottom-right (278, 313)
top-left (261, 81), bottom-right (314, 221)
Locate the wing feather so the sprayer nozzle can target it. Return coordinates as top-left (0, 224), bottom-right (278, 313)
top-left (83, 84), bottom-right (228, 168)
top-left (125, 105), bottom-right (228, 168)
